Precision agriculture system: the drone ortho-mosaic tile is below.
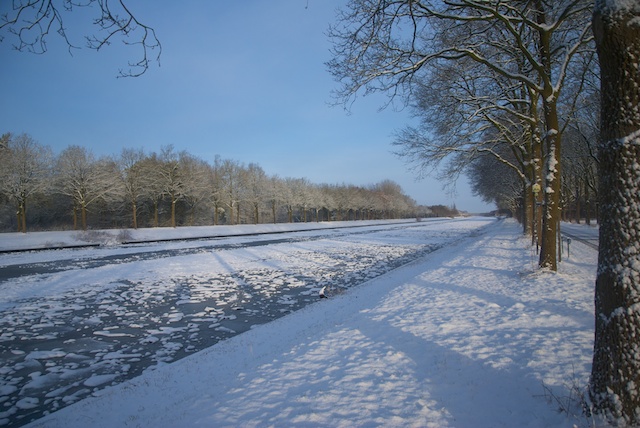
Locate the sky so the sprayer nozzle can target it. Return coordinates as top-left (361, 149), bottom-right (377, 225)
top-left (0, 1), bottom-right (495, 213)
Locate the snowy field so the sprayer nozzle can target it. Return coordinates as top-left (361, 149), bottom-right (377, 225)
top-left (0, 219), bottom-right (416, 253)
top-left (0, 218), bottom-right (601, 427)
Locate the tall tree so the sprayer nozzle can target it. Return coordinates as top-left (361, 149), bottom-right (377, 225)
top-left (265, 175), bottom-right (285, 224)
top-left (281, 178), bottom-right (299, 223)
top-left (317, 183), bottom-right (336, 222)
top-left (0, 133), bottom-right (52, 232)
top-left (56, 145), bottom-right (116, 230)
top-left (589, 0), bottom-right (640, 424)
top-left (136, 152), bottom-right (165, 227)
top-left (158, 146), bottom-right (184, 228)
top-left (242, 163), bottom-right (268, 224)
top-left (117, 148), bottom-right (146, 229)
top-left (179, 151), bottom-right (211, 226)
top-left (209, 156), bottom-right (224, 225)
top-left (218, 158), bottom-right (242, 225)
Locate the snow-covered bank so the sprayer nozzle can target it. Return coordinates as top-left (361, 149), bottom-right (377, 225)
top-left (25, 219), bottom-right (599, 428)
top-left (0, 219), bottom-right (418, 252)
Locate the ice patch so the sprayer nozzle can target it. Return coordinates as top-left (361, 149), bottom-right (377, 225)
top-left (102, 352), bottom-right (142, 360)
top-left (167, 312), bottom-right (184, 323)
top-left (0, 385), bottom-right (18, 396)
top-left (16, 397), bottom-right (39, 410)
top-left (25, 350), bottom-right (67, 360)
top-left (94, 330), bottom-right (134, 337)
top-left (84, 374), bottom-right (118, 387)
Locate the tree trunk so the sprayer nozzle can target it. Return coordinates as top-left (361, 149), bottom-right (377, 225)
top-left (585, 181), bottom-right (592, 226)
top-left (21, 205), bottom-right (26, 232)
top-left (536, 11), bottom-right (561, 271)
top-left (590, 3), bottom-right (640, 424)
top-left (171, 199), bottom-right (176, 228)
top-left (226, 203), bottom-right (233, 226)
top-left (132, 201), bottom-right (138, 229)
top-left (524, 184), bottom-right (532, 236)
top-left (575, 186), bottom-right (581, 224)
top-left (73, 206), bottom-right (78, 230)
top-left (81, 204), bottom-right (87, 231)
top-left (153, 201), bottom-right (159, 227)
top-left (271, 201), bottom-right (276, 224)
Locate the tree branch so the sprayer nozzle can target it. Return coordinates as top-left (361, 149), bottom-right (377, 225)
top-left (0, 0), bottom-right (160, 77)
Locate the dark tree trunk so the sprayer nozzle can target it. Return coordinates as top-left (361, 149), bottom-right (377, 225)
top-left (132, 202), bottom-right (138, 229)
top-left (171, 199), bottom-right (176, 228)
top-left (271, 201), bottom-right (276, 224)
top-left (590, 3), bottom-right (640, 424)
top-left (81, 204), bottom-right (87, 231)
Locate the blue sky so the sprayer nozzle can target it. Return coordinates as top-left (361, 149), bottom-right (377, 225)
top-left (0, 1), bottom-right (494, 213)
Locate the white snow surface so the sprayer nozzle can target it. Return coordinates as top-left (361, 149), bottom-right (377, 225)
top-left (1, 218), bottom-right (601, 427)
top-left (0, 220), bottom-right (414, 253)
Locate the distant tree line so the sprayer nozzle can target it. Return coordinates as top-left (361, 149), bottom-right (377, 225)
top-left (0, 133), bottom-right (442, 232)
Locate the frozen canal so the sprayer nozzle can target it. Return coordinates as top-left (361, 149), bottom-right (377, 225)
top-left (0, 218), bottom-right (492, 426)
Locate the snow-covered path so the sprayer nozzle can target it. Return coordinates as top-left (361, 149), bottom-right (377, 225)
top-left (23, 218), bottom-right (598, 428)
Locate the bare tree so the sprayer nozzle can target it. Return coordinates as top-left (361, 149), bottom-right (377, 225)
top-left (208, 156), bottom-right (224, 225)
top-left (135, 152), bottom-right (164, 227)
top-left (306, 184), bottom-right (323, 222)
top-left (242, 163), bottom-right (268, 224)
top-left (265, 175), bottom-right (285, 224)
top-left (55, 145), bottom-right (116, 230)
top-left (158, 146), bottom-right (184, 228)
top-left (218, 158), bottom-right (242, 225)
top-left (561, 126), bottom-right (599, 223)
top-left (117, 148), bottom-right (146, 229)
top-left (179, 151), bottom-right (211, 226)
top-left (589, 1), bottom-right (640, 423)
top-left (0, 133), bottom-right (52, 232)
top-left (294, 178), bottom-right (313, 222)
top-left (329, 184), bottom-right (348, 221)
top-left (281, 178), bottom-right (299, 223)
top-left (0, 0), bottom-right (160, 77)
top-left (371, 180), bottom-right (408, 219)
top-left (317, 183), bottom-right (336, 222)
top-left (468, 151), bottom-right (523, 217)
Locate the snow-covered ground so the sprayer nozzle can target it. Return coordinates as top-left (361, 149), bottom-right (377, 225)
top-left (0, 218), bottom-right (601, 427)
top-left (0, 219), bottom-right (416, 253)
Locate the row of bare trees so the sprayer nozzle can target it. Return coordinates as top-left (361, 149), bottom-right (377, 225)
top-left (329, 0), bottom-right (595, 271)
top-left (467, 113), bottom-right (600, 226)
top-left (0, 133), bottom-right (425, 232)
